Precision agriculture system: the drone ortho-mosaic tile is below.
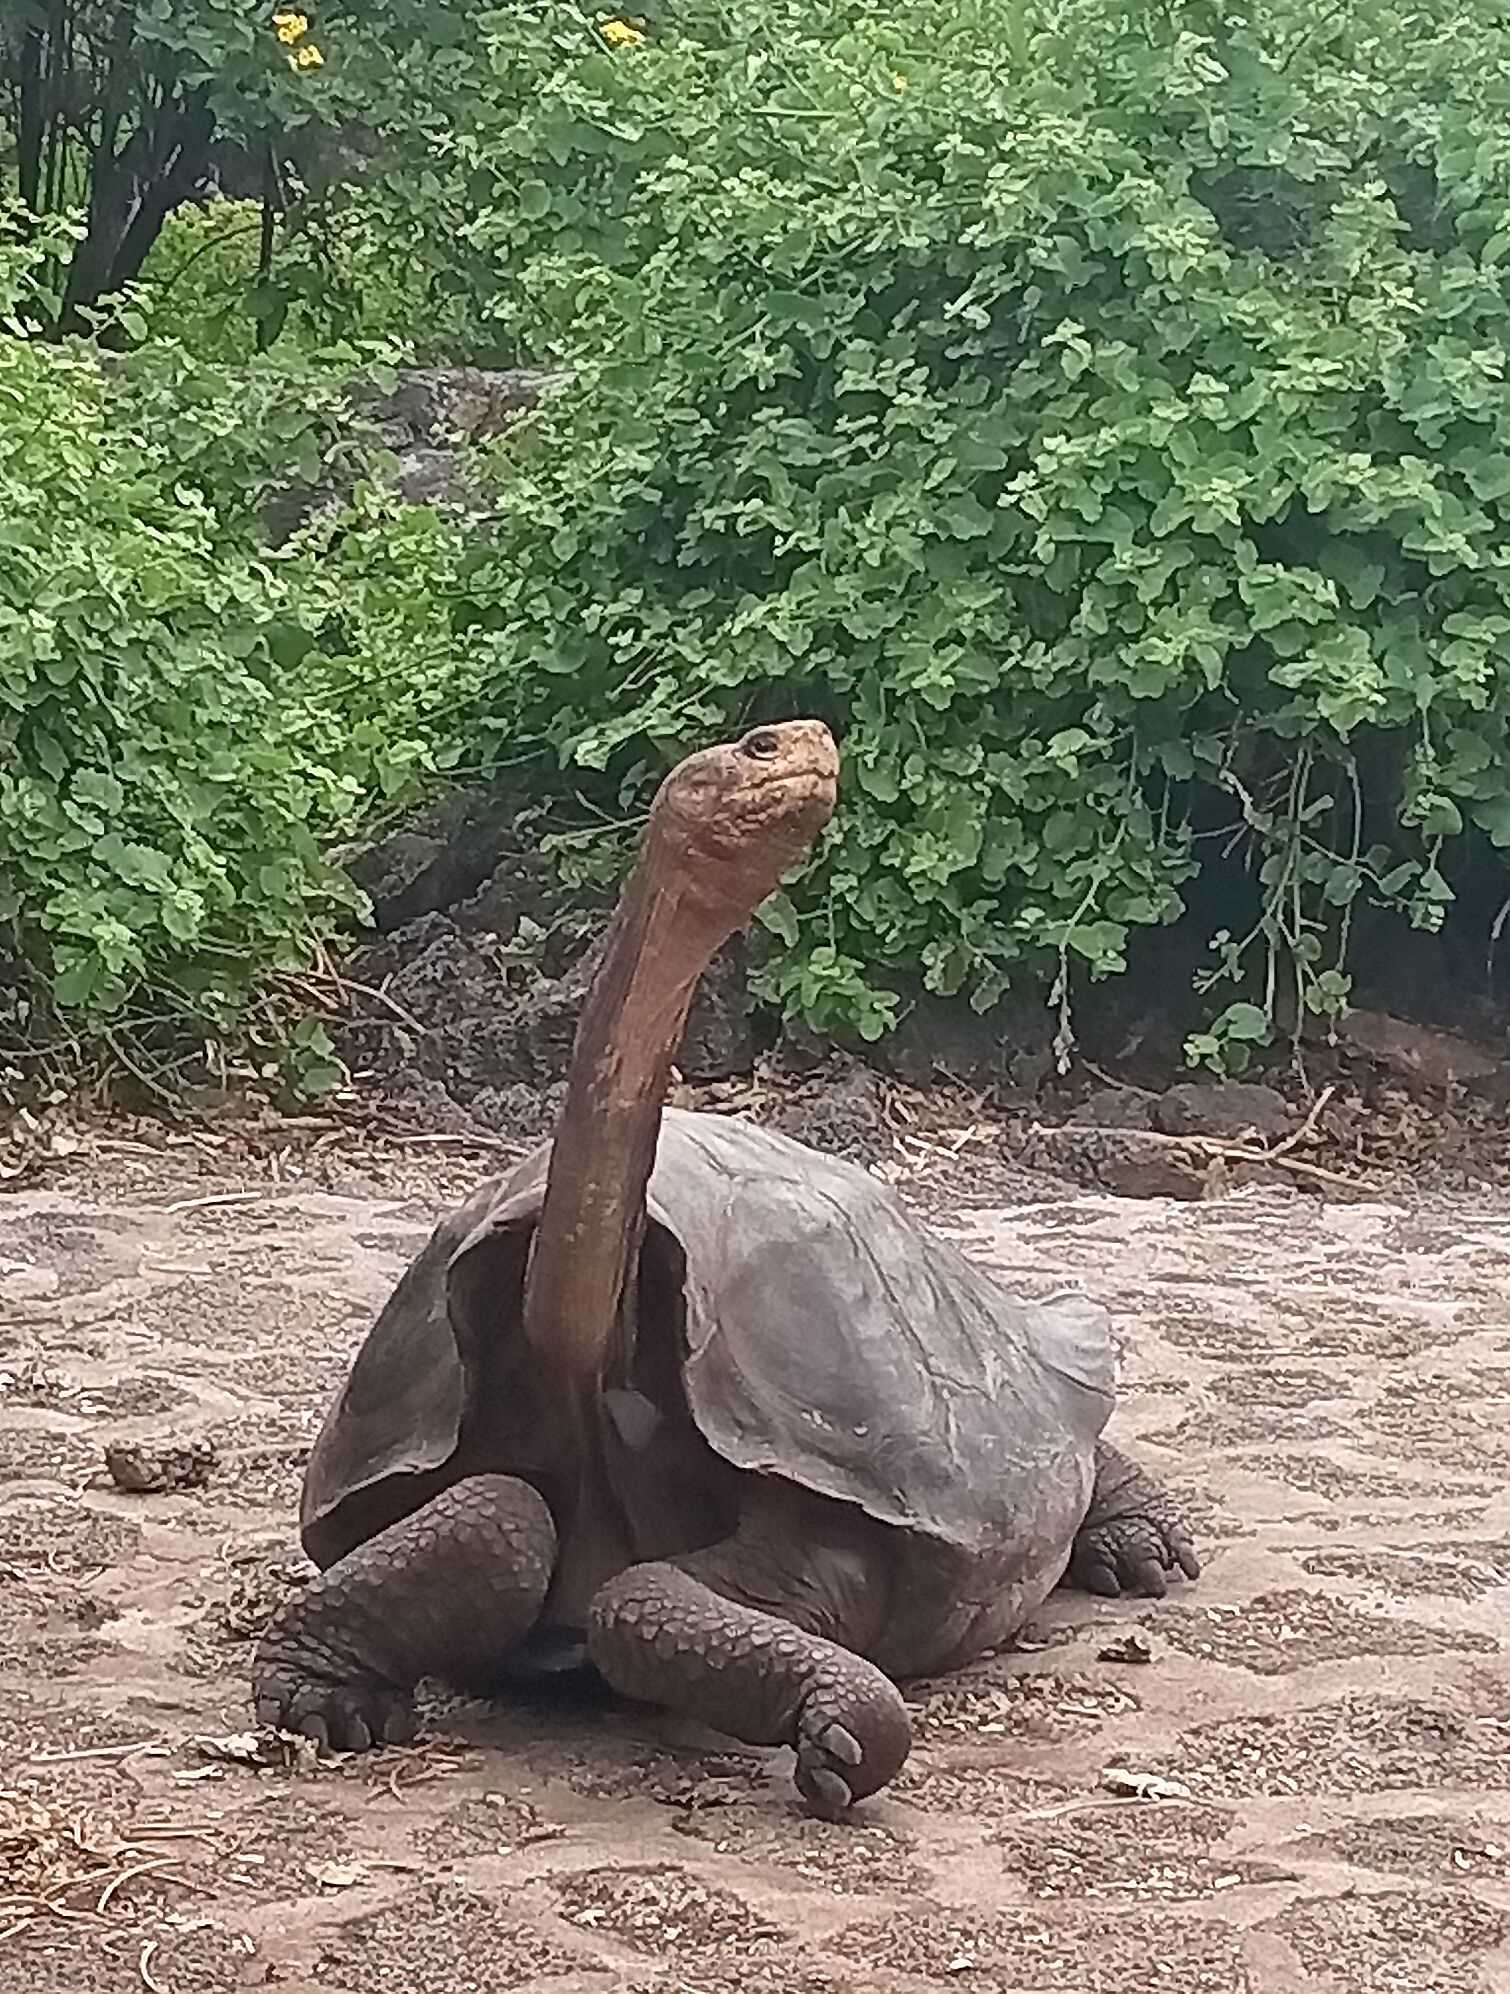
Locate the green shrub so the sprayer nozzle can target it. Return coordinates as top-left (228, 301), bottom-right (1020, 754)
top-left (0, 216), bottom-right (446, 1052)
top-left (14, 0), bottom-right (1510, 1079)
top-left (407, 0), bottom-right (1510, 1060)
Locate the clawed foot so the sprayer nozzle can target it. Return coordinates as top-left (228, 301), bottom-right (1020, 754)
top-left (792, 1670), bottom-right (913, 1821)
top-left (246, 1476), bottom-right (559, 1754)
top-left (253, 1646), bottom-right (417, 1752)
top-left (1070, 1510), bottom-right (1201, 1598)
top-left (795, 1710), bottom-right (869, 1819)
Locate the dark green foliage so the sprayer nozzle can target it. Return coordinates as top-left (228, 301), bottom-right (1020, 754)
top-left (0, 216), bottom-right (473, 1060)
top-left (424, 0), bottom-right (1510, 1063)
top-left (8, 0), bottom-right (1510, 1077)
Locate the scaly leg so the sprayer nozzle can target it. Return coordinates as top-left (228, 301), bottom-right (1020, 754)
top-left (586, 1512), bottom-right (911, 1820)
top-left (252, 1474), bottom-right (556, 1749)
top-left (1068, 1440), bottom-right (1201, 1599)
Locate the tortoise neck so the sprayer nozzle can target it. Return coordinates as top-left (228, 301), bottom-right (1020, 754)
top-left (521, 832), bottom-right (731, 1380)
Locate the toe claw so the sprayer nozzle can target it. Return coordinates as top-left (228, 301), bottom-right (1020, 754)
top-left (1082, 1559), bottom-right (1120, 1597)
top-left (1133, 1557), bottom-right (1167, 1598)
top-left (382, 1703), bottom-right (418, 1745)
top-left (798, 1764), bottom-right (855, 1820)
top-left (820, 1722), bottom-right (864, 1767)
top-left (251, 1659), bottom-right (414, 1758)
top-left (1075, 1504), bottom-right (1200, 1599)
top-left (338, 1712), bottom-right (374, 1753)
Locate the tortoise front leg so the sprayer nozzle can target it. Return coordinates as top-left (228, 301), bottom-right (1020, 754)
top-left (1067, 1440), bottom-right (1201, 1599)
top-left (252, 1475), bottom-right (556, 1750)
top-left (586, 1546), bottom-right (912, 1820)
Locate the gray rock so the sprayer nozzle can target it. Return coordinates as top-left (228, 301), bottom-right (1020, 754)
top-left (1070, 1085), bottom-right (1160, 1131)
top-left (1154, 1081), bottom-right (1290, 1139)
top-left (877, 994), bottom-right (1051, 1091)
top-left (351, 367), bottom-right (568, 450)
top-left (345, 792), bottom-right (542, 935)
top-left (263, 366), bottom-right (569, 542)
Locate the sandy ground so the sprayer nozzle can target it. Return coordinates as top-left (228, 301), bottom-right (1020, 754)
top-left (2, 1131), bottom-right (1509, 1994)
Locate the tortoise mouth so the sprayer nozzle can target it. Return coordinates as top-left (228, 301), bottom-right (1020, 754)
top-left (754, 765), bottom-right (838, 809)
top-left (704, 769), bottom-right (837, 855)
top-left (743, 750), bottom-right (839, 806)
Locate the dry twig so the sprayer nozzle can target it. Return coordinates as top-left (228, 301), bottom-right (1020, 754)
top-left (0, 1785), bottom-right (219, 1946)
top-left (1027, 1120), bottom-right (1363, 1191)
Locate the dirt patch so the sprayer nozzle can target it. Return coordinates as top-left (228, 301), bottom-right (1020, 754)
top-left (907, 1667), bottom-right (1141, 1745)
top-left (888, 1759), bottom-right (1076, 1820)
top-left (1299, 1541), bottom-right (1510, 1600)
top-left (1170, 1695), bottom-right (1510, 1797)
top-left (1205, 1365), bottom-right (1353, 1407)
top-left (414, 1789), bottom-right (559, 1861)
top-left (622, 1967), bottom-right (849, 1994)
top-left (1262, 1885), bottom-right (1505, 1994)
top-left (1149, 1588), bottom-right (1499, 1673)
top-left (316, 1882), bottom-right (586, 1990)
top-left (848, 1905), bottom-right (1256, 1990)
top-left (216, 1788), bottom-right (373, 1899)
top-left (671, 1800), bottom-right (929, 1896)
top-left (0, 1575), bottom-right (120, 1672)
top-left (17, 1922), bottom-right (264, 1994)
top-left (986, 1797), bottom-right (1287, 1900)
top-left (0, 1367), bottom-right (189, 1420)
top-left (0, 1427), bottom-right (97, 1484)
top-left (553, 1863), bottom-right (786, 1955)
top-left (1246, 1453), bottom-right (1492, 1504)
top-left (197, 1423), bottom-right (312, 1512)
top-left (0, 1497), bottom-right (142, 1573)
top-left (1297, 1812), bottom-right (1510, 1884)
top-left (2, 1128), bottom-right (1508, 1992)
top-left (1141, 1407), bottom-right (1354, 1450)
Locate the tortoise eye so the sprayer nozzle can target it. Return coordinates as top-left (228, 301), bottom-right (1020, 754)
top-left (743, 728), bottom-right (780, 760)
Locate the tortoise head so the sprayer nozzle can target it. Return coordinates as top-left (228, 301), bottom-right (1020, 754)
top-left (648, 719), bottom-right (839, 917)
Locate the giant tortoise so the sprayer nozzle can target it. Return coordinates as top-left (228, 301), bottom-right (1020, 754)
top-left (253, 720), bottom-right (1199, 1816)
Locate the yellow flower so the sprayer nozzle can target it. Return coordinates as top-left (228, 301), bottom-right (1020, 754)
top-left (893, 71), bottom-right (908, 91)
top-left (293, 41), bottom-right (324, 67)
top-left (600, 17), bottom-right (645, 47)
top-left (272, 10), bottom-right (308, 44)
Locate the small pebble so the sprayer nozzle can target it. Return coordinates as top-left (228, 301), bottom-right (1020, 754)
top-left (104, 1438), bottom-right (217, 1494)
top-left (1097, 1631), bottom-right (1156, 1666)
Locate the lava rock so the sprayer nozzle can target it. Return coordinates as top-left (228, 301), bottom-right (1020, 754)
top-left (104, 1438), bottom-right (217, 1494)
top-left (1153, 1081), bottom-right (1290, 1140)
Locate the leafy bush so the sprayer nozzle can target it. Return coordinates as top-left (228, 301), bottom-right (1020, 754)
top-left (0, 214), bottom-right (466, 1058)
top-left (13, 0), bottom-right (1510, 1079)
top-left (401, 0), bottom-right (1510, 1060)
top-left (0, 0), bottom-right (453, 339)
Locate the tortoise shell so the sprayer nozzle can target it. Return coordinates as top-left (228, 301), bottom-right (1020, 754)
top-left (301, 1110), bottom-right (1115, 1570)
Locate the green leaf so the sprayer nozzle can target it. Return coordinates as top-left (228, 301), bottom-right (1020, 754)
top-left (1215, 1002), bottom-right (1271, 1043)
top-left (1414, 794), bottom-right (1463, 838)
top-left (95, 836), bottom-right (172, 889)
top-left (52, 958), bottom-right (101, 1009)
top-left (1471, 794), bottom-right (1510, 848)
top-left (73, 770), bottom-right (124, 814)
top-left (756, 892), bottom-right (800, 946)
top-left (936, 493), bottom-right (994, 539)
top-left (293, 1058), bottom-right (345, 1098)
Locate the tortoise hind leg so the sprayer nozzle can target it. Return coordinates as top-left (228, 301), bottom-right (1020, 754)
top-left (1067, 1440), bottom-right (1201, 1599)
top-left (252, 1474), bottom-right (556, 1750)
top-left (586, 1509), bottom-right (912, 1819)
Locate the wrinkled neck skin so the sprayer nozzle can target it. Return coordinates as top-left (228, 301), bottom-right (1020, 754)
top-left (520, 816), bottom-right (745, 1384)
